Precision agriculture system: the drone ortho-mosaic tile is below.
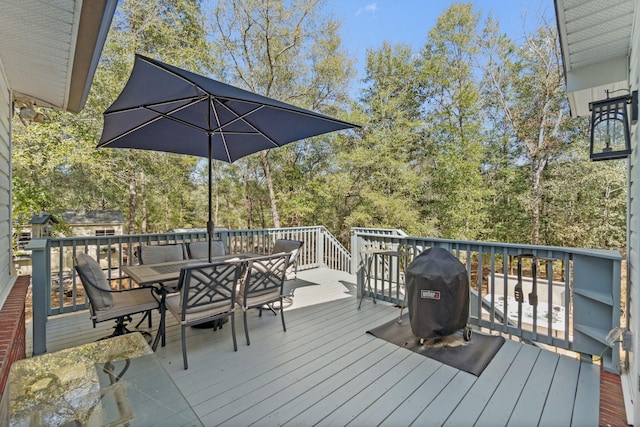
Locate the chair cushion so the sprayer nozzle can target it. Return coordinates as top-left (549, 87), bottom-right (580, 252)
top-left (187, 240), bottom-right (226, 260)
top-left (139, 243), bottom-right (186, 264)
top-left (166, 293), bottom-right (233, 324)
top-left (237, 289), bottom-right (281, 308)
top-left (94, 288), bottom-right (158, 322)
top-left (75, 253), bottom-right (113, 309)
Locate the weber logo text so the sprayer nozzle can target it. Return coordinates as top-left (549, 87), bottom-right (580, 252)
top-left (421, 290), bottom-right (441, 300)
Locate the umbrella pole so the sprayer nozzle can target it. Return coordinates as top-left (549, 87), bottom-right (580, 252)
top-left (207, 133), bottom-right (213, 263)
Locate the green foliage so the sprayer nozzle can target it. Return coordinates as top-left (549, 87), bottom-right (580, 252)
top-left (210, 0), bottom-right (354, 229)
top-left (328, 43), bottom-right (428, 238)
top-left (10, 1), bottom-right (628, 253)
top-left (418, 3), bottom-right (488, 240)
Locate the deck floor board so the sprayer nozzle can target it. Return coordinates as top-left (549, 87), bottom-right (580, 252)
top-left (316, 351), bottom-right (424, 426)
top-left (380, 364), bottom-right (460, 426)
top-left (475, 343), bottom-right (542, 426)
top-left (27, 267), bottom-right (600, 427)
top-left (507, 348), bottom-right (559, 426)
top-left (411, 370), bottom-right (477, 426)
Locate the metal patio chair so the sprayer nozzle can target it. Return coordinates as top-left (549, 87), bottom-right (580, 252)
top-left (134, 243), bottom-right (188, 329)
top-left (165, 260), bottom-right (243, 369)
top-left (237, 253), bottom-right (291, 345)
top-left (137, 243), bottom-right (187, 291)
top-left (74, 253), bottom-right (160, 341)
top-left (186, 240), bottom-right (226, 260)
top-left (272, 239), bottom-right (304, 280)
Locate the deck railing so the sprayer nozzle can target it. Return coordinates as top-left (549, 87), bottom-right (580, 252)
top-left (27, 226), bottom-right (351, 355)
top-left (352, 231), bottom-right (623, 373)
top-left (26, 226), bottom-right (622, 373)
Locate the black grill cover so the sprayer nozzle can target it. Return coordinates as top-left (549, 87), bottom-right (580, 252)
top-left (405, 247), bottom-right (469, 338)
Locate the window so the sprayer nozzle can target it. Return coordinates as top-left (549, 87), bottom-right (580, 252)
top-left (95, 229), bottom-right (115, 236)
top-left (17, 232), bottom-right (31, 250)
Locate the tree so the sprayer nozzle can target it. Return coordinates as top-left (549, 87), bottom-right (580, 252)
top-left (328, 42), bottom-right (426, 240)
top-left (11, 1), bottom-right (627, 254)
top-left (210, 0), bottom-right (353, 229)
top-left (541, 136), bottom-right (627, 250)
top-left (478, 16), bottom-right (531, 243)
top-left (482, 19), bottom-right (574, 245)
top-left (419, 3), bottom-right (488, 240)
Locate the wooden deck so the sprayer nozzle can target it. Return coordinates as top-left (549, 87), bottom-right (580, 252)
top-left (27, 267), bottom-right (600, 426)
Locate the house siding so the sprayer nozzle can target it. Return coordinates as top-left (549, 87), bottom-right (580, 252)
top-left (0, 59), bottom-right (25, 401)
top-left (627, 7), bottom-right (640, 424)
top-left (0, 63), bottom-right (14, 308)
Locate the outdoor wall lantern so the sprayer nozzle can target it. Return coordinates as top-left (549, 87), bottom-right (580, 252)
top-left (589, 90), bottom-right (637, 161)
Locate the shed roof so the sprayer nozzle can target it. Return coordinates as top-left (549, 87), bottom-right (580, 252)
top-left (62, 210), bottom-right (124, 225)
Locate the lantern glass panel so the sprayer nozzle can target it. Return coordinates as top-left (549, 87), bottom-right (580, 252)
top-left (590, 96), bottom-right (631, 161)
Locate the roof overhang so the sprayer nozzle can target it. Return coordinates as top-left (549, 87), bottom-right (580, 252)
top-left (0, 0), bottom-right (117, 113)
top-left (555, 0), bottom-right (637, 117)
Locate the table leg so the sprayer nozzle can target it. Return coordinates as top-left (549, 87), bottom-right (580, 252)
top-left (152, 288), bottom-right (167, 351)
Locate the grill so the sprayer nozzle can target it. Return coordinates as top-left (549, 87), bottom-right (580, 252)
top-left (405, 247), bottom-right (472, 341)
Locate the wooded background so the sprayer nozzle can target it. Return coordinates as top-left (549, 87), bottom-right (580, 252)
top-left (11, 0), bottom-right (627, 252)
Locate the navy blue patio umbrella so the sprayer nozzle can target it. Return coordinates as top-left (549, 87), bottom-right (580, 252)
top-left (98, 54), bottom-right (359, 261)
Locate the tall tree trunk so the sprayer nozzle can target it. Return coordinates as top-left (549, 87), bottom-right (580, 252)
top-left (261, 150), bottom-right (280, 228)
top-left (165, 195), bottom-right (170, 231)
top-left (530, 157), bottom-right (543, 245)
top-left (603, 183), bottom-right (612, 247)
top-left (127, 168), bottom-right (137, 234)
top-left (140, 171), bottom-right (148, 233)
top-left (244, 169), bottom-right (253, 229)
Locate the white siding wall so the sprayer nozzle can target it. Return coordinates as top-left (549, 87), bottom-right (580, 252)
top-left (0, 63), bottom-right (15, 308)
top-left (628, 8), bottom-right (640, 423)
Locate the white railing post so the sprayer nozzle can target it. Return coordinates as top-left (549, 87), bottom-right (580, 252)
top-left (317, 227), bottom-right (325, 267)
top-left (351, 230), bottom-right (364, 298)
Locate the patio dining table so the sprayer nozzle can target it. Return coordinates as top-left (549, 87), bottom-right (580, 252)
top-left (123, 253), bottom-right (260, 349)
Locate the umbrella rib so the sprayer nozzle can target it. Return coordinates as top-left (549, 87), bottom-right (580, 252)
top-left (105, 95), bottom-right (205, 115)
top-left (209, 97), bottom-right (233, 162)
top-left (208, 101), bottom-right (263, 133)
top-left (215, 95), bottom-right (357, 127)
top-left (101, 97), bottom-right (213, 146)
top-left (139, 55), bottom-right (359, 128)
top-left (213, 100), bottom-right (281, 149)
top-left (100, 113), bottom-right (167, 146)
top-left (145, 98), bottom-right (210, 133)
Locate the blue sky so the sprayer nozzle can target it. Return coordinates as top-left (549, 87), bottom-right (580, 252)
top-left (324, 0), bottom-right (554, 95)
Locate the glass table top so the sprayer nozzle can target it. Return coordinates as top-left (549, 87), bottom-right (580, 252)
top-left (1, 333), bottom-right (202, 426)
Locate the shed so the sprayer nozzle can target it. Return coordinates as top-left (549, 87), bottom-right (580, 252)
top-left (61, 210), bottom-right (125, 237)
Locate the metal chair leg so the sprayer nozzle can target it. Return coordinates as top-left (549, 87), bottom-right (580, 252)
top-left (231, 313), bottom-right (238, 351)
top-left (181, 325), bottom-right (188, 370)
top-left (243, 310), bottom-right (250, 345)
top-left (280, 299), bottom-right (286, 332)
